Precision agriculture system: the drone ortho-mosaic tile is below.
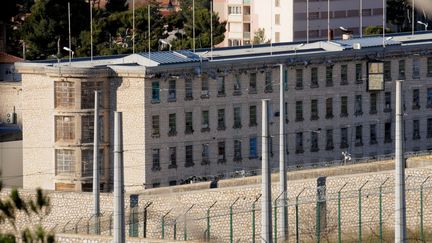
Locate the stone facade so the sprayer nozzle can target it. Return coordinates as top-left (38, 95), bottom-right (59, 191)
top-left (0, 82), bottom-right (21, 127)
top-left (15, 33), bottom-right (432, 191)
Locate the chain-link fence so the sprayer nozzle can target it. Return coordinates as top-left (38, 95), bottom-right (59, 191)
top-left (58, 174), bottom-right (432, 242)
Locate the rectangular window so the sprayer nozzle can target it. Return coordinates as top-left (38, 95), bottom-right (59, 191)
top-left (152, 115), bottom-right (160, 137)
top-left (151, 81), bottom-right (160, 103)
top-left (233, 106), bottom-right (242, 129)
top-left (413, 120), bottom-right (420, 140)
top-left (169, 147), bottom-right (177, 169)
top-left (412, 89), bottom-right (420, 110)
top-left (233, 74), bottom-right (242, 95)
top-left (340, 96), bottom-right (348, 117)
top-left (201, 77), bottom-right (209, 98)
top-left (326, 98), bottom-right (333, 119)
top-left (340, 127), bottom-right (349, 148)
top-left (340, 64), bottom-right (348, 85)
top-left (81, 149), bottom-right (103, 177)
top-left (283, 69), bottom-right (288, 91)
top-left (355, 125), bottom-right (363, 146)
top-left (427, 57), bottom-right (432, 77)
top-left (234, 139), bottom-right (242, 161)
top-left (326, 129), bottom-right (334, 150)
top-left (81, 117), bottom-right (93, 145)
top-left (185, 78), bottom-right (193, 100)
top-left (55, 82), bottom-right (75, 108)
top-left (370, 93), bottom-right (377, 114)
top-left (399, 59), bottom-right (406, 80)
top-left (265, 70), bottom-right (273, 92)
top-left (217, 108), bottom-right (225, 130)
top-left (275, 14), bottom-right (280, 25)
top-left (384, 61), bottom-right (392, 81)
top-left (201, 110), bottom-right (210, 132)
top-left (370, 124), bottom-right (378, 144)
top-left (56, 149), bottom-right (75, 175)
top-left (427, 118), bottom-right (432, 138)
top-left (152, 149), bottom-right (160, 171)
top-left (55, 116), bottom-right (75, 141)
top-left (295, 101), bottom-right (303, 121)
top-left (218, 141), bottom-right (226, 163)
top-left (311, 67), bottom-right (318, 88)
top-left (384, 122), bottom-right (392, 143)
top-left (310, 131), bottom-right (319, 152)
top-left (168, 113), bottom-right (176, 136)
top-left (185, 145), bottom-right (194, 167)
top-left (217, 76), bottom-right (225, 96)
top-left (81, 82), bottom-right (102, 109)
top-left (355, 63), bottom-right (362, 83)
top-left (185, 112), bottom-right (193, 134)
top-left (354, 95), bottom-right (363, 116)
top-left (427, 88), bottom-right (432, 108)
top-left (296, 69), bottom-right (303, 89)
top-left (228, 5), bottom-right (241, 15)
top-left (384, 92), bottom-right (392, 112)
top-left (413, 58), bottom-right (420, 79)
top-left (168, 80), bottom-right (176, 101)
top-left (202, 144), bottom-right (210, 164)
top-left (249, 105), bottom-right (257, 127)
top-left (296, 132), bottom-right (303, 153)
top-left (249, 73), bottom-right (257, 93)
top-left (326, 66), bottom-right (333, 87)
top-left (311, 99), bottom-right (319, 120)
top-left (249, 137), bottom-right (258, 159)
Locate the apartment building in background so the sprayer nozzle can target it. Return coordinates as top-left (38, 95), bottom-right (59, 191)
top-left (15, 33), bottom-right (432, 192)
top-left (214, 0), bottom-right (383, 47)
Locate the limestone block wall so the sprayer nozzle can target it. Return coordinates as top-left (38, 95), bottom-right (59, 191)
top-left (0, 82), bottom-right (22, 127)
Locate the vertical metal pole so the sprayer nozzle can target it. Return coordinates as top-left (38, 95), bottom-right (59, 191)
top-left (274, 202), bottom-right (277, 243)
top-left (68, 2), bottom-right (71, 64)
top-left (270, 0), bottom-right (273, 55)
top-left (148, 5), bottom-right (151, 59)
top-left (420, 177), bottom-right (430, 242)
top-left (230, 206), bottom-right (233, 243)
top-left (379, 186), bottom-right (383, 243)
top-left (395, 79), bottom-right (407, 242)
top-left (306, 0), bottom-right (309, 43)
top-left (93, 91), bottom-right (100, 234)
top-left (113, 112), bottom-right (124, 243)
top-left (109, 213), bottom-right (113, 236)
top-left (90, 0), bottom-right (93, 61)
top-left (296, 188), bottom-right (305, 243)
top-left (358, 181), bottom-right (368, 243)
top-left (412, 0), bottom-right (415, 35)
top-left (143, 209), bottom-right (147, 238)
top-left (161, 217), bottom-right (165, 239)
top-left (327, 0), bottom-right (330, 41)
top-left (184, 213), bottom-right (187, 241)
top-left (316, 199), bottom-right (321, 243)
top-left (174, 220), bottom-right (177, 240)
top-left (279, 64), bottom-right (287, 241)
top-left (338, 191), bottom-right (341, 243)
top-left (207, 209), bottom-right (210, 241)
top-left (252, 203), bottom-right (256, 243)
top-left (262, 99), bottom-right (273, 243)
top-left (132, 0), bottom-right (135, 54)
top-left (359, 0), bottom-right (363, 38)
top-left (210, 0), bottom-right (213, 60)
top-left (382, 0), bottom-right (386, 47)
top-left (192, 0), bottom-right (195, 52)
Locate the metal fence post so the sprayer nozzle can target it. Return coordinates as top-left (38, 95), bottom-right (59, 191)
top-left (358, 181), bottom-right (368, 243)
top-left (109, 213), bottom-right (113, 236)
top-left (421, 176), bottom-right (430, 242)
top-left (274, 191), bottom-right (285, 243)
top-left (174, 220), bottom-right (177, 240)
top-left (316, 198), bottom-right (320, 243)
top-left (207, 201), bottom-right (217, 241)
top-left (338, 183), bottom-right (348, 243)
top-left (184, 204), bottom-right (195, 241)
top-left (296, 188), bottom-right (306, 243)
top-left (379, 178), bottom-right (389, 243)
top-left (161, 208), bottom-right (173, 240)
top-left (143, 202), bottom-right (152, 238)
top-left (75, 217), bottom-right (83, 234)
top-left (230, 197), bottom-right (240, 243)
top-left (252, 194), bottom-right (261, 243)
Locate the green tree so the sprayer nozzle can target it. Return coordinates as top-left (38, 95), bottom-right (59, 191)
top-left (253, 28), bottom-right (268, 45)
top-left (364, 26), bottom-right (392, 35)
top-left (20, 0), bottom-right (89, 59)
top-left (0, 181), bottom-right (53, 242)
top-left (387, 0), bottom-right (410, 32)
top-left (105, 0), bottom-right (128, 13)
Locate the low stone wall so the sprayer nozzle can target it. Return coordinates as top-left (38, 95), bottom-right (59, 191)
top-left (56, 233), bottom-right (193, 243)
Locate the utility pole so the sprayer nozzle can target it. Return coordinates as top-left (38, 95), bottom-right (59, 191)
top-left (90, 0), bottom-right (93, 61)
top-left (132, 0), bottom-right (135, 54)
top-left (327, 0), bottom-right (330, 41)
top-left (360, 0), bottom-right (363, 38)
top-left (306, 0), bottom-right (309, 43)
top-left (412, 0), bottom-right (415, 35)
top-left (193, 0), bottom-right (195, 52)
top-left (113, 112), bottom-right (125, 243)
top-left (148, 5), bottom-right (151, 60)
top-left (383, 0), bottom-right (386, 47)
top-left (395, 80), bottom-right (407, 242)
top-left (68, 2), bottom-right (71, 64)
top-left (210, 0), bottom-right (213, 60)
top-left (93, 91), bottom-right (100, 234)
top-left (278, 65), bottom-right (287, 241)
top-left (261, 99), bottom-right (273, 243)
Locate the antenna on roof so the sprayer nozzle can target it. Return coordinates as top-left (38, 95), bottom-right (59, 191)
top-left (148, 4), bottom-right (151, 60)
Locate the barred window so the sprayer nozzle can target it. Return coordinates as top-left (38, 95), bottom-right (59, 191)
top-left (56, 149), bottom-right (75, 175)
top-left (81, 149), bottom-right (103, 177)
top-left (55, 116), bottom-right (75, 141)
top-left (55, 81), bottom-right (75, 108)
top-left (81, 82), bottom-right (102, 109)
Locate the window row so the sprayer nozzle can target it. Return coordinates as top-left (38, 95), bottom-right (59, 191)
top-left (151, 137), bottom-right (259, 171)
top-left (55, 115), bottom-right (104, 143)
top-left (55, 81), bottom-right (103, 109)
top-left (151, 105), bottom-right (258, 137)
top-left (55, 149), bottom-right (104, 176)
